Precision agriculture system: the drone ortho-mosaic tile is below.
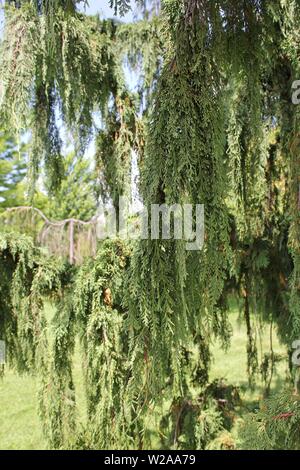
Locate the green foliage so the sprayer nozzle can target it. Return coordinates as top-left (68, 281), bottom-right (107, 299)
top-left (126, 0), bottom-right (233, 420)
top-left (72, 239), bottom-right (132, 448)
top-left (117, 15), bottom-right (164, 98)
top-left (0, 1), bottom-right (159, 201)
top-left (2, 0), bottom-right (300, 452)
top-left (0, 3), bottom-right (116, 191)
top-left (96, 91), bottom-right (142, 210)
top-left (109, 0), bottom-right (131, 16)
top-left (0, 232), bottom-right (63, 373)
top-left (159, 382), bottom-right (237, 450)
top-left (38, 239), bottom-right (132, 449)
top-left (240, 390), bottom-right (300, 450)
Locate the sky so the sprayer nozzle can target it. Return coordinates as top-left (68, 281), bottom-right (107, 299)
top-left (0, 1), bottom-right (134, 32)
top-left (78, 0), bottom-right (134, 22)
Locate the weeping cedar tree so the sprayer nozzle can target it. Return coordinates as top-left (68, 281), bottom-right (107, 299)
top-left (0, 0), bottom-right (300, 449)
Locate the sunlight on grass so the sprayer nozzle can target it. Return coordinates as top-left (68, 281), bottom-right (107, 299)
top-left (211, 306), bottom-right (288, 397)
top-left (0, 302), bottom-right (87, 450)
top-left (0, 372), bottom-right (46, 450)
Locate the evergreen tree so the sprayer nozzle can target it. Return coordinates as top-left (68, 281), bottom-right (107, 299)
top-left (1, 0), bottom-right (300, 450)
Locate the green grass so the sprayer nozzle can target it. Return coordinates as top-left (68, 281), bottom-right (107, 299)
top-left (0, 302), bottom-right (86, 450)
top-left (209, 305), bottom-right (288, 448)
top-left (0, 303), bottom-right (289, 450)
top-left (210, 308), bottom-right (288, 397)
top-left (0, 370), bottom-right (46, 450)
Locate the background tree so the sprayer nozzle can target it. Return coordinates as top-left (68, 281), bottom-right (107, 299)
top-left (0, 131), bottom-right (27, 211)
top-left (47, 152), bottom-right (97, 221)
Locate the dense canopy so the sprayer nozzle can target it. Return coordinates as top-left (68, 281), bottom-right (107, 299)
top-left (0, 0), bottom-right (300, 450)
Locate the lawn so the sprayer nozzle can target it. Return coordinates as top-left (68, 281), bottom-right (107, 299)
top-left (0, 303), bottom-right (288, 450)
